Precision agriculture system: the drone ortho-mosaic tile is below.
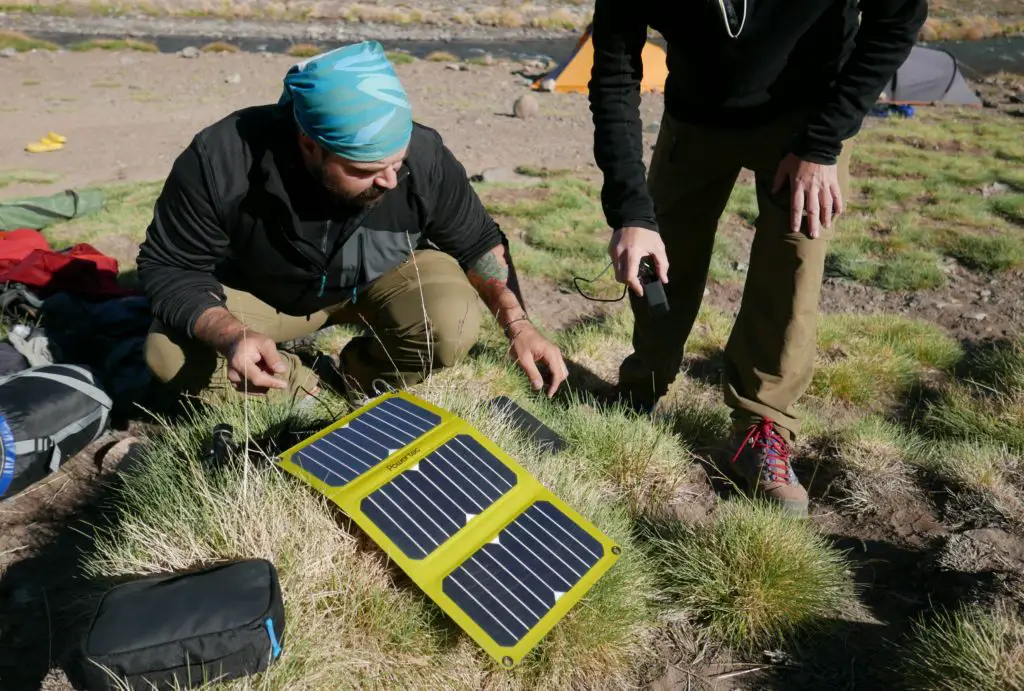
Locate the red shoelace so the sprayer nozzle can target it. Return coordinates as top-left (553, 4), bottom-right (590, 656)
top-left (730, 418), bottom-right (793, 485)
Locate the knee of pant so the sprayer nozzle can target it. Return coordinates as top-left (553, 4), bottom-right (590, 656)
top-left (144, 330), bottom-right (184, 384)
top-left (425, 297), bottom-right (482, 368)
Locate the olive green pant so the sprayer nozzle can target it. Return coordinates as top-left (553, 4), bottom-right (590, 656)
top-left (619, 110), bottom-right (853, 441)
top-left (144, 249), bottom-right (483, 402)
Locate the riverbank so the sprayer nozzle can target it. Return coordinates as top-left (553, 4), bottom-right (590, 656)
top-left (3, 11), bottom-right (1024, 76)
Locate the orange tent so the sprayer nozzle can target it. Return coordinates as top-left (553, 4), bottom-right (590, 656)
top-left (532, 24), bottom-right (669, 94)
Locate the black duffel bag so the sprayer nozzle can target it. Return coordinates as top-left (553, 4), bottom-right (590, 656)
top-left (0, 363), bottom-right (112, 500)
top-left (78, 558), bottom-right (286, 690)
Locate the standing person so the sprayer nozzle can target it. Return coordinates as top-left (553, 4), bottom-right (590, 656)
top-left (138, 41), bottom-right (567, 407)
top-left (587, 0), bottom-right (927, 515)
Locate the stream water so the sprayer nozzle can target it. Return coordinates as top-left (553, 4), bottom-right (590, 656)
top-left (16, 28), bottom-right (1024, 77)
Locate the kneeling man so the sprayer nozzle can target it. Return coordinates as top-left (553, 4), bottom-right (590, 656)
top-left (137, 41), bottom-right (566, 403)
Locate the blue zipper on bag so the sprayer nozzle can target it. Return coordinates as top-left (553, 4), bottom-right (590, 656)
top-left (264, 618), bottom-right (282, 660)
top-left (0, 414), bottom-right (17, 498)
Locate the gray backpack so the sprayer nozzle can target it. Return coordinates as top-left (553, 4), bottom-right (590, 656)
top-left (0, 363), bottom-right (112, 500)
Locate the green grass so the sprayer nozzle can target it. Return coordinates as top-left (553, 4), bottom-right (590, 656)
top-left (0, 29), bottom-right (57, 51)
top-left (68, 37), bottom-right (158, 52)
top-left (832, 112), bottom-right (1024, 289)
top-left (916, 338), bottom-right (1024, 453)
top-left (644, 500), bottom-right (856, 651)
top-left (811, 313), bottom-right (963, 408)
top-left (897, 601), bottom-right (1024, 691)
top-left (0, 169), bottom-right (61, 189)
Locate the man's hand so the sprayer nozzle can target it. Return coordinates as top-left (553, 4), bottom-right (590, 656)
top-left (609, 226), bottom-right (669, 297)
top-left (507, 322), bottom-right (568, 398)
top-left (194, 306), bottom-right (289, 393)
top-left (224, 331), bottom-right (289, 393)
top-left (772, 153), bottom-right (844, 239)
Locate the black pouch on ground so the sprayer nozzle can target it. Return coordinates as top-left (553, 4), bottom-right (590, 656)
top-left (77, 558), bottom-right (286, 691)
top-left (0, 363), bottom-right (113, 500)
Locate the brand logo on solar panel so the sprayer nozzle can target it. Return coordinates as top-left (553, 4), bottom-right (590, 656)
top-left (276, 392), bottom-right (621, 668)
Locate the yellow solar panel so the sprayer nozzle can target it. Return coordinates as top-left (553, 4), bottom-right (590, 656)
top-left (275, 391), bottom-right (621, 668)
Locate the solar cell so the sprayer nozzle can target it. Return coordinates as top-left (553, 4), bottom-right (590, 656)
top-left (361, 434), bottom-right (519, 559)
top-left (292, 396), bottom-right (441, 487)
top-left (276, 392), bottom-right (621, 668)
top-left (441, 500), bottom-right (604, 647)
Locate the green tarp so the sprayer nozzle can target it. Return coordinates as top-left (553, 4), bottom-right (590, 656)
top-left (0, 189), bottom-right (104, 231)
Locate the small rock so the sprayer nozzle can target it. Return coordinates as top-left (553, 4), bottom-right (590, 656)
top-left (0, 47), bottom-right (17, 58)
top-left (178, 46), bottom-right (200, 59)
top-left (733, 261), bottom-right (749, 272)
top-left (980, 288), bottom-right (993, 298)
top-left (481, 53), bottom-right (495, 65)
top-left (225, 72), bottom-right (241, 84)
top-left (980, 181), bottom-right (1010, 197)
top-left (963, 311), bottom-right (988, 321)
top-left (474, 167), bottom-right (536, 185)
top-left (513, 93), bottom-right (540, 119)
top-left (1010, 90), bottom-right (1024, 105)
top-left (445, 63), bottom-right (468, 71)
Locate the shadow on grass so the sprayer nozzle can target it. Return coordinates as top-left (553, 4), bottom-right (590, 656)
top-left (0, 442), bottom-right (146, 690)
top-left (752, 533), bottom-right (1001, 691)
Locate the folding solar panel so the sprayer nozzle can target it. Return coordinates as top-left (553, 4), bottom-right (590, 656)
top-left (276, 391), bottom-right (621, 668)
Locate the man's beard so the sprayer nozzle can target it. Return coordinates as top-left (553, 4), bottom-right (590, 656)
top-left (312, 163), bottom-right (386, 209)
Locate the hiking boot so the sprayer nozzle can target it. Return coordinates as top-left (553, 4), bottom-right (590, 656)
top-left (728, 418), bottom-right (809, 517)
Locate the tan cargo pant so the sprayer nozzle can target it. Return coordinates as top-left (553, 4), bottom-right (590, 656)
top-left (144, 249), bottom-right (483, 403)
top-left (619, 110), bottom-right (853, 441)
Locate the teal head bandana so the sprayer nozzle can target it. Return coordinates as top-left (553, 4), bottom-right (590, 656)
top-left (279, 40), bottom-right (412, 162)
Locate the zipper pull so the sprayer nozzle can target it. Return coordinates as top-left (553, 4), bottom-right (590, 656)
top-left (318, 273), bottom-right (326, 297)
top-left (352, 285), bottom-right (358, 304)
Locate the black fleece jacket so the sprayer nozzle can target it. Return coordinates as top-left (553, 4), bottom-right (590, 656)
top-left (136, 104), bottom-right (504, 337)
top-left (588, 0), bottom-right (928, 231)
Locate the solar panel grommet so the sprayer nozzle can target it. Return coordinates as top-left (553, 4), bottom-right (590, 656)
top-left (502, 656), bottom-right (514, 668)
top-left (611, 545), bottom-right (621, 555)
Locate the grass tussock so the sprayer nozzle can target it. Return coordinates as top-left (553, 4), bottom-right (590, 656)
top-left (811, 313), bottom-right (962, 408)
top-left (918, 338), bottom-right (1024, 453)
top-left (68, 37), bottom-right (158, 52)
top-left (424, 50), bottom-right (459, 63)
top-left (385, 50), bottom-right (415, 65)
top-left (898, 601), bottom-right (1024, 691)
top-left (827, 416), bottom-right (919, 512)
top-left (86, 378), bottom-right (660, 689)
top-left (0, 29), bottom-right (58, 51)
top-left (200, 40), bottom-right (239, 53)
top-left (645, 500), bottom-right (855, 651)
top-left (548, 397), bottom-right (692, 517)
top-left (285, 43), bottom-right (320, 58)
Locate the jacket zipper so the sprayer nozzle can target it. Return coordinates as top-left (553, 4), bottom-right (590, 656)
top-left (317, 220), bottom-right (330, 297)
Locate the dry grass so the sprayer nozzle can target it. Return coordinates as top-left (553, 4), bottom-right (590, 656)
top-left (200, 40), bottom-right (240, 53)
top-left (68, 37), bottom-right (158, 52)
top-left (83, 372), bottom-right (661, 689)
top-left (897, 600), bottom-right (1024, 690)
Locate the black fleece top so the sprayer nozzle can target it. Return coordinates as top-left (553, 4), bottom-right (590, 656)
top-left (588, 0), bottom-right (928, 231)
top-left (136, 104), bottom-right (504, 337)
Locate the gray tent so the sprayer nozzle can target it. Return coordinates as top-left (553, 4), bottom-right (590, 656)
top-left (879, 45), bottom-right (982, 106)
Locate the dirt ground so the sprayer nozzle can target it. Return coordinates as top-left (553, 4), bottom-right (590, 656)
top-left (2, 48), bottom-right (1024, 691)
top-left (0, 49), bottom-right (655, 200)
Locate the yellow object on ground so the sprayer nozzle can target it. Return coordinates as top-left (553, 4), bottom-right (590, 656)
top-left (532, 23), bottom-right (668, 94)
top-left (25, 131), bottom-right (66, 153)
top-left (277, 391), bottom-right (621, 668)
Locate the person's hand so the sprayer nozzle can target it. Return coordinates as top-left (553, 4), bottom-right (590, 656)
top-left (507, 321), bottom-right (568, 398)
top-left (224, 330), bottom-right (289, 393)
top-left (609, 226), bottom-right (669, 297)
top-left (772, 153), bottom-right (844, 239)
